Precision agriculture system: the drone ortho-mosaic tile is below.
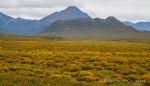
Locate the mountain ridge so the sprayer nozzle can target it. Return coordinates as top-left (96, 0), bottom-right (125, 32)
top-left (0, 6), bottom-right (91, 35)
top-left (0, 12), bottom-right (38, 35)
top-left (0, 6), bottom-right (149, 36)
top-left (39, 17), bottom-right (150, 40)
top-left (26, 6), bottom-right (91, 35)
top-left (39, 17), bottom-right (138, 37)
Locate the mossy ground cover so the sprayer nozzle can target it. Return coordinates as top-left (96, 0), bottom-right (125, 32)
top-left (0, 39), bottom-right (150, 86)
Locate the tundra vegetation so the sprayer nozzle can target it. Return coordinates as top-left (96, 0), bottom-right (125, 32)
top-left (0, 35), bottom-right (150, 86)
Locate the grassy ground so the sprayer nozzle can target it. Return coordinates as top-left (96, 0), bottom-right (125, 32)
top-left (0, 33), bottom-right (150, 86)
top-left (39, 30), bottom-right (150, 41)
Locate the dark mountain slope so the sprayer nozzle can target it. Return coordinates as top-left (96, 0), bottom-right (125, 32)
top-left (26, 6), bottom-right (91, 35)
top-left (39, 17), bottom-right (138, 40)
top-left (40, 17), bottom-right (138, 34)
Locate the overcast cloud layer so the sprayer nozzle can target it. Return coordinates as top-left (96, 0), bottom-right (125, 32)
top-left (0, 0), bottom-right (150, 23)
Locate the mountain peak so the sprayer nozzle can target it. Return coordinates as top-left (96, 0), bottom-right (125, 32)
top-left (66, 6), bottom-right (78, 10)
top-left (106, 16), bottom-right (117, 20)
top-left (65, 6), bottom-right (81, 12)
top-left (60, 6), bottom-right (91, 19)
top-left (106, 16), bottom-right (122, 24)
top-left (41, 6), bottom-right (91, 21)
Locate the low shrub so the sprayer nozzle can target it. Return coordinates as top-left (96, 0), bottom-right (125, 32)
top-left (95, 66), bottom-right (103, 70)
top-left (71, 73), bottom-right (77, 77)
top-left (116, 70), bottom-right (122, 73)
top-left (121, 70), bottom-right (130, 75)
top-left (68, 66), bottom-right (81, 72)
top-left (101, 61), bottom-right (109, 67)
top-left (111, 74), bottom-right (119, 78)
top-left (143, 81), bottom-right (150, 86)
top-left (124, 75), bottom-right (139, 81)
top-left (2, 67), bottom-right (9, 72)
top-left (53, 63), bottom-right (64, 68)
top-left (93, 62), bottom-right (101, 66)
top-left (76, 71), bottom-right (99, 82)
top-left (129, 69), bottom-right (137, 74)
top-left (81, 65), bottom-right (93, 70)
top-left (49, 74), bottom-right (63, 79)
top-left (9, 66), bottom-right (20, 71)
top-left (138, 68), bottom-right (148, 75)
top-left (146, 67), bottom-right (150, 71)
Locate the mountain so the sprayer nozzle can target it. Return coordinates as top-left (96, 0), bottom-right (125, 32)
top-left (0, 12), bottom-right (12, 25)
top-left (123, 21), bottom-right (134, 26)
top-left (39, 17), bottom-right (139, 39)
top-left (0, 12), bottom-right (38, 35)
top-left (123, 21), bottom-right (150, 31)
top-left (41, 6), bottom-right (91, 21)
top-left (0, 6), bottom-right (91, 35)
top-left (26, 6), bottom-right (91, 35)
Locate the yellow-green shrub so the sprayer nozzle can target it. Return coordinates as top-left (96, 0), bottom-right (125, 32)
top-left (111, 74), bottom-right (119, 78)
top-left (53, 63), bottom-right (64, 68)
top-left (76, 71), bottom-right (99, 82)
top-left (121, 70), bottom-right (130, 75)
top-left (95, 66), bottom-right (103, 70)
top-left (49, 74), bottom-right (63, 79)
top-left (124, 75), bottom-right (139, 81)
top-left (9, 66), bottom-right (20, 71)
top-left (100, 61), bottom-right (109, 67)
top-left (81, 65), bottom-right (93, 70)
top-left (68, 66), bottom-right (81, 72)
top-left (129, 69), bottom-right (137, 74)
top-left (2, 67), bottom-right (9, 72)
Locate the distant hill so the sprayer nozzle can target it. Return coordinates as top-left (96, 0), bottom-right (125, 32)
top-left (0, 6), bottom-right (91, 35)
top-left (26, 6), bottom-right (91, 35)
top-left (123, 21), bottom-right (150, 31)
top-left (39, 17), bottom-right (139, 39)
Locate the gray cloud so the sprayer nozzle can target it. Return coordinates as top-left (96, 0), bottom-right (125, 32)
top-left (117, 11), bottom-right (150, 22)
top-left (0, 0), bottom-right (84, 8)
top-left (0, 0), bottom-right (150, 22)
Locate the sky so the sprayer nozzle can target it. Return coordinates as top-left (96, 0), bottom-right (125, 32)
top-left (0, 0), bottom-right (150, 23)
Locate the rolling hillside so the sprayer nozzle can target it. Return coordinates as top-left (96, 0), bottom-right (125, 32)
top-left (39, 17), bottom-right (144, 40)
